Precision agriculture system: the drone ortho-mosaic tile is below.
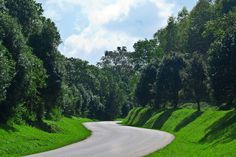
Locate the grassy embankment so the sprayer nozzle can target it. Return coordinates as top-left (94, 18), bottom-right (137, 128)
top-left (0, 117), bottom-right (92, 157)
top-left (122, 105), bottom-right (236, 157)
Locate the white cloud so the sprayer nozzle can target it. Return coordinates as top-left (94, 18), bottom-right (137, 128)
top-left (39, 0), bottom-right (175, 63)
top-left (152, 0), bottom-right (175, 18)
top-left (62, 27), bottom-right (139, 56)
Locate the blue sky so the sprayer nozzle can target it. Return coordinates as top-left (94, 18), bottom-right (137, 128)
top-left (37, 0), bottom-right (198, 64)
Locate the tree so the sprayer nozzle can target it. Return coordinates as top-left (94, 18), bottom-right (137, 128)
top-left (154, 17), bottom-right (178, 53)
top-left (185, 53), bottom-right (208, 111)
top-left (135, 62), bottom-right (158, 107)
top-left (177, 7), bottom-right (189, 21)
top-left (0, 12), bottom-right (25, 59)
top-left (132, 39), bottom-right (162, 70)
top-left (187, 0), bottom-right (214, 55)
top-left (155, 53), bottom-right (185, 108)
top-left (104, 82), bottom-right (123, 120)
top-left (5, 0), bottom-right (43, 37)
top-left (28, 19), bottom-right (62, 118)
top-left (176, 7), bottom-right (190, 53)
top-left (216, 0), bottom-right (236, 14)
top-left (0, 43), bottom-right (15, 122)
top-left (4, 46), bottom-right (47, 122)
top-left (208, 31), bottom-right (236, 107)
top-left (88, 96), bottom-right (104, 120)
top-left (204, 11), bottom-right (236, 42)
top-left (97, 47), bottom-right (135, 118)
top-left (0, 44), bottom-right (15, 102)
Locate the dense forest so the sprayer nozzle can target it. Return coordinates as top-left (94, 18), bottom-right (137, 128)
top-left (0, 0), bottom-right (236, 127)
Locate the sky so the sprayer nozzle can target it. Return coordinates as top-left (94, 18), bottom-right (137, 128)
top-left (36, 0), bottom-right (198, 64)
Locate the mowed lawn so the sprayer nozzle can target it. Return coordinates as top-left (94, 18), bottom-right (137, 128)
top-left (123, 107), bottom-right (236, 157)
top-left (0, 117), bottom-right (92, 157)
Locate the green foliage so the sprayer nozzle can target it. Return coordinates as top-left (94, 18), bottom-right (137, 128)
top-left (216, 0), bottom-right (236, 14)
top-left (5, 0), bottom-right (43, 37)
top-left (0, 12), bottom-right (25, 59)
top-left (183, 53), bottom-right (208, 111)
top-left (132, 39), bottom-right (163, 70)
top-left (0, 44), bottom-right (15, 103)
top-left (88, 95), bottom-right (104, 120)
top-left (155, 53), bottom-right (185, 108)
top-left (208, 31), bottom-right (236, 106)
top-left (187, 0), bottom-right (214, 54)
top-left (204, 11), bottom-right (236, 41)
top-left (135, 62), bottom-right (158, 107)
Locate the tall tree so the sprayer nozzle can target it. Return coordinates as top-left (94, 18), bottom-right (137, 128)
top-left (185, 53), bottom-right (208, 111)
top-left (155, 53), bottom-right (185, 108)
top-left (132, 39), bottom-right (162, 70)
top-left (5, 0), bottom-right (43, 37)
top-left (154, 17), bottom-right (178, 53)
top-left (135, 62), bottom-right (158, 107)
top-left (208, 31), bottom-right (236, 107)
top-left (187, 0), bottom-right (214, 55)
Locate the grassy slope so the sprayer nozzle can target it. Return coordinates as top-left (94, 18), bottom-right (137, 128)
top-left (0, 117), bottom-right (92, 157)
top-left (123, 107), bottom-right (236, 157)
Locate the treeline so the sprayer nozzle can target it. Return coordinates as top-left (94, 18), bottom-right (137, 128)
top-left (0, 0), bottom-right (132, 125)
top-left (132, 0), bottom-right (236, 111)
top-left (0, 0), bottom-right (236, 125)
top-left (98, 0), bottom-right (236, 111)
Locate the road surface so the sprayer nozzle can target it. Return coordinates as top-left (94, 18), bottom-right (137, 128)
top-left (27, 121), bottom-right (174, 157)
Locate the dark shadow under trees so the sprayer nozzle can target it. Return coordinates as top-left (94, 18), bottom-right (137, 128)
top-left (0, 124), bottom-right (18, 132)
top-left (152, 109), bottom-right (175, 129)
top-left (127, 107), bottom-right (143, 125)
top-left (174, 111), bottom-right (203, 132)
top-left (200, 110), bottom-right (236, 144)
top-left (134, 108), bottom-right (155, 127)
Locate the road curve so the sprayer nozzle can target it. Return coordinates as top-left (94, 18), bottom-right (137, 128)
top-left (27, 122), bottom-right (174, 157)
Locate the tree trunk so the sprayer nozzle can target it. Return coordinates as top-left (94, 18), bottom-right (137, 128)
top-left (173, 99), bottom-right (178, 109)
top-left (197, 101), bottom-right (201, 112)
top-left (154, 99), bottom-right (161, 110)
top-left (174, 103), bottom-right (178, 109)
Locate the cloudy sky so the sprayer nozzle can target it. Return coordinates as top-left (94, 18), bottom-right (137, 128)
top-left (36, 0), bottom-right (197, 64)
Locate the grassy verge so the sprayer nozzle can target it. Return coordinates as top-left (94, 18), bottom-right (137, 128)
top-left (123, 106), bottom-right (236, 157)
top-left (0, 117), bottom-right (92, 157)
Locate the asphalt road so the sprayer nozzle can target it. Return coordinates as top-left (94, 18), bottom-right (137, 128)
top-left (27, 121), bottom-right (174, 157)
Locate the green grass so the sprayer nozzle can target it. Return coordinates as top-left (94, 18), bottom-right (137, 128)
top-left (129, 107), bottom-right (154, 127)
top-left (122, 107), bottom-right (143, 125)
top-left (0, 117), bottom-right (92, 157)
top-left (123, 107), bottom-right (236, 157)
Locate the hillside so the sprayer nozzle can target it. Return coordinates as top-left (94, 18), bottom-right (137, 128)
top-left (123, 107), bottom-right (236, 157)
top-left (0, 118), bottom-right (91, 157)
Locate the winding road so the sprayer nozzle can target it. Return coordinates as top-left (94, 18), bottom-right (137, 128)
top-left (27, 122), bottom-right (174, 157)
